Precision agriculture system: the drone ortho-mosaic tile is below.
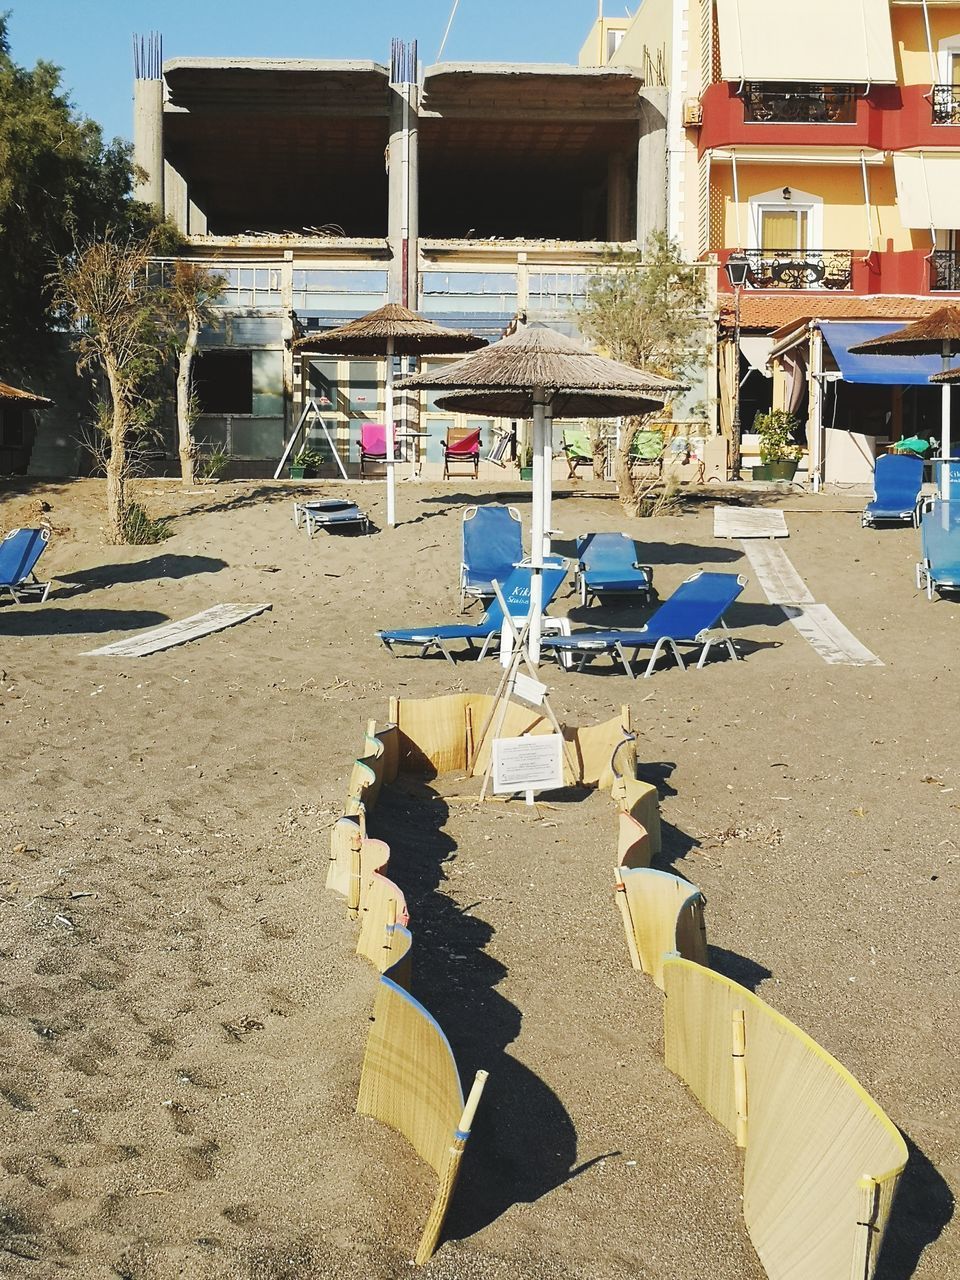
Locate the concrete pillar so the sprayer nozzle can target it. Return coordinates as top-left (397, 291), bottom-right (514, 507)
top-left (636, 87), bottom-right (668, 248)
top-left (606, 152), bottom-right (630, 241)
top-left (188, 199), bottom-right (208, 236)
top-left (163, 160), bottom-right (188, 235)
top-left (406, 81), bottom-right (419, 311)
top-left (387, 87), bottom-right (405, 304)
top-left (133, 78), bottom-right (164, 211)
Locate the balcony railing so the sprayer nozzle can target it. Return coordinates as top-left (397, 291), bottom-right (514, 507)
top-left (741, 83), bottom-right (858, 124)
top-left (932, 85), bottom-right (960, 125)
top-left (931, 250), bottom-right (960, 290)
top-left (742, 249), bottom-right (854, 290)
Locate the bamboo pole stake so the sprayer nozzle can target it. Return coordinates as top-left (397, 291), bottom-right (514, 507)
top-left (850, 1176), bottom-right (881, 1280)
top-left (347, 829), bottom-right (362, 920)
top-left (415, 1070), bottom-right (488, 1266)
top-left (613, 867), bottom-right (643, 971)
top-left (732, 1008), bottom-right (748, 1148)
top-left (383, 896), bottom-right (397, 965)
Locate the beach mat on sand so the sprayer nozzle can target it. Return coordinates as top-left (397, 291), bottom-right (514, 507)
top-left (714, 507), bottom-right (788, 539)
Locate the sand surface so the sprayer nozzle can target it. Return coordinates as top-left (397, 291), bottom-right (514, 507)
top-left (0, 476), bottom-right (956, 1279)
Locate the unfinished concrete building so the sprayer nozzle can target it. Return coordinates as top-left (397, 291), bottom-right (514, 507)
top-left (133, 42), bottom-right (670, 475)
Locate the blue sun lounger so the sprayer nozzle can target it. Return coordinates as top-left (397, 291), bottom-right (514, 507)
top-left (575, 532), bottom-right (653, 606)
top-left (540, 571), bottom-right (747, 679)
top-left (861, 454), bottom-right (924, 528)
top-left (460, 503), bottom-right (523, 612)
top-left (916, 499), bottom-right (960, 598)
top-left (0, 527), bottom-right (52, 603)
top-left (378, 563), bottom-right (567, 665)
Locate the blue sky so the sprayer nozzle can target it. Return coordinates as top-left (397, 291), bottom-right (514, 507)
top-left (6, 1), bottom-right (622, 144)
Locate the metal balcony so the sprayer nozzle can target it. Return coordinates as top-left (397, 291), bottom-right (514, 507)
top-left (741, 83), bottom-right (858, 124)
top-left (931, 250), bottom-right (960, 291)
top-left (932, 85), bottom-right (960, 125)
top-left (742, 249), bottom-right (854, 290)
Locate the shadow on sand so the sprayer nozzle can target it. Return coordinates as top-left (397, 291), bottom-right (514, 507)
top-left (0, 608), bottom-right (168, 636)
top-left (56, 555), bottom-right (227, 596)
top-left (372, 777), bottom-right (604, 1243)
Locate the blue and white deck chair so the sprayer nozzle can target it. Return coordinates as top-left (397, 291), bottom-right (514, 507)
top-left (862, 453), bottom-right (924, 528)
top-left (0, 528), bottom-right (52, 603)
top-left (460, 503), bottom-right (523, 612)
top-left (378, 563), bottom-right (567, 665)
top-left (916, 499), bottom-right (960, 598)
top-left (575, 532), bottom-right (653, 607)
top-left (540, 570), bottom-right (747, 679)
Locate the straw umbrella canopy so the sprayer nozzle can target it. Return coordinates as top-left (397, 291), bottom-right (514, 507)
top-left (292, 303), bottom-right (486, 526)
top-left (0, 380), bottom-right (52, 404)
top-left (848, 308), bottom-right (960, 493)
top-left (398, 324), bottom-right (683, 659)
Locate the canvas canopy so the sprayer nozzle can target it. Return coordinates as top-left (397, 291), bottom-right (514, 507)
top-left (820, 322), bottom-right (960, 385)
top-left (892, 154), bottom-right (960, 231)
top-left (716, 0), bottom-right (897, 84)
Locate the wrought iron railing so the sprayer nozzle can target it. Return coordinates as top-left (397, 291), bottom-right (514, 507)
top-left (742, 83), bottom-right (858, 124)
top-left (741, 249), bottom-right (853, 290)
top-left (931, 250), bottom-right (960, 291)
top-left (932, 84), bottom-right (960, 125)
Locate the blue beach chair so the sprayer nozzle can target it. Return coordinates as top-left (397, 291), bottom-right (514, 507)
top-left (460, 504), bottom-right (523, 612)
top-left (0, 528), bottom-right (52, 603)
top-left (540, 571), bottom-right (747, 679)
top-left (575, 532), bottom-right (653, 606)
top-left (378, 563), bottom-right (567, 665)
top-left (861, 454), bottom-right (924, 528)
top-left (916, 499), bottom-right (960, 598)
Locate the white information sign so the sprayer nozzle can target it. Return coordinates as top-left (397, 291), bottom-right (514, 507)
top-left (512, 672), bottom-right (547, 707)
top-left (492, 734), bottom-right (564, 796)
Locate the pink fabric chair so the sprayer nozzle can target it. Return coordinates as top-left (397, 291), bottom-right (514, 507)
top-left (359, 422), bottom-right (394, 477)
top-left (443, 427), bottom-right (481, 479)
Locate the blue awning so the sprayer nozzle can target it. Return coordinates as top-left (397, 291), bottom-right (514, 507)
top-left (820, 321), bottom-right (960, 385)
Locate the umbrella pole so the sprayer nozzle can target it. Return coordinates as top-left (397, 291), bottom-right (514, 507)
top-left (529, 389), bottom-right (546, 664)
top-left (543, 403), bottom-right (554, 561)
top-left (942, 340), bottom-right (951, 500)
top-left (385, 335), bottom-right (397, 527)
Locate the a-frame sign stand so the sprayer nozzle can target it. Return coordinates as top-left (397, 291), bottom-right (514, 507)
top-left (469, 580), bottom-right (578, 803)
top-left (274, 396), bottom-right (348, 481)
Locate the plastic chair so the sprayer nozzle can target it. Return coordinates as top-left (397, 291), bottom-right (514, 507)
top-left (378, 563), bottom-right (567, 665)
top-left (916, 499), bottom-right (960, 598)
top-left (460, 504), bottom-right (523, 612)
top-left (540, 571), bottom-right (747, 679)
top-left (562, 428), bottom-right (594, 478)
top-left (0, 528), bottom-right (52, 603)
top-left (862, 453), bottom-right (924, 527)
top-left (359, 423), bottom-right (399, 477)
top-left (575, 532), bottom-right (653, 606)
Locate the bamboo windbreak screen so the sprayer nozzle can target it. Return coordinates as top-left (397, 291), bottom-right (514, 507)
top-left (663, 959), bottom-right (908, 1280)
top-left (616, 868), bottom-right (707, 988)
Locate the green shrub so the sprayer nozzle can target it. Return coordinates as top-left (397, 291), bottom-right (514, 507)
top-left (123, 502), bottom-right (172, 544)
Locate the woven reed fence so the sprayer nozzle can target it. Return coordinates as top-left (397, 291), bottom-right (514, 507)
top-left (608, 769), bottom-right (907, 1278)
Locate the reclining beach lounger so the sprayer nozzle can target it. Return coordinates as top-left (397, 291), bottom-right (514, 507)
top-left (293, 497), bottom-right (355, 529)
top-left (862, 453), bottom-right (924, 528)
top-left (540, 570), bottom-right (747, 679)
top-left (916, 499), bottom-right (960, 598)
top-left (460, 503), bottom-right (523, 612)
top-left (0, 527), bottom-right (52, 603)
top-left (378, 563), bottom-right (567, 665)
top-left (304, 501), bottom-right (370, 536)
top-left (575, 532), bottom-right (653, 606)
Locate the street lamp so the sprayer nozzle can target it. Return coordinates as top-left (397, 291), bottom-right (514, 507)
top-left (724, 252), bottom-right (752, 480)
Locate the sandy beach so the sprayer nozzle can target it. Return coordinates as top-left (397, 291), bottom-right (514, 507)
top-left (0, 475), bottom-right (956, 1279)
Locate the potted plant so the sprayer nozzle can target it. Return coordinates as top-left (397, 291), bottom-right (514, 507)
top-left (751, 409), bottom-right (804, 481)
top-left (290, 446), bottom-right (325, 480)
top-left (518, 442), bottom-right (534, 482)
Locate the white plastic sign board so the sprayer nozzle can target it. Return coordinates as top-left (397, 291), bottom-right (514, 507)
top-left (492, 734), bottom-right (563, 796)
top-left (513, 672), bottom-right (547, 706)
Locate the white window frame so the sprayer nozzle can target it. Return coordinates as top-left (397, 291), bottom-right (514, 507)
top-left (747, 186), bottom-right (824, 255)
top-left (937, 35), bottom-right (960, 84)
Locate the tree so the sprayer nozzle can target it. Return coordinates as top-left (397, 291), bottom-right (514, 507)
top-left (163, 261), bottom-right (226, 486)
top-left (53, 232), bottom-right (168, 543)
top-left (579, 232), bottom-right (709, 507)
top-left (0, 14), bottom-right (149, 379)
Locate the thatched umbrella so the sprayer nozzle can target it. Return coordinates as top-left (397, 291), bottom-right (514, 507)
top-left (398, 325), bottom-right (682, 658)
top-left (0, 380), bottom-right (52, 404)
top-left (292, 304), bottom-right (485, 526)
top-left (848, 308), bottom-right (960, 494)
